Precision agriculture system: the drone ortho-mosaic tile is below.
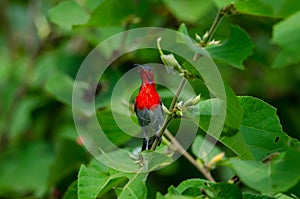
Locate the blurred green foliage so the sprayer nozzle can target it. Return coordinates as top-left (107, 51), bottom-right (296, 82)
top-left (0, 0), bottom-right (300, 198)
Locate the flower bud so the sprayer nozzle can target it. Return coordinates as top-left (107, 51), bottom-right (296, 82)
top-left (183, 94), bottom-right (201, 108)
top-left (206, 152), bottom-right (225, 169)
top-left (157, 37), bottom-right (183, 73)
top-left (160, 54), bottom-right (182, 72)
top-left (202, 31), bottom-right (209, 42)
top-left (175, 110), bottom-right (182, 118)
top-left (183, 97), bottom-right (194, 107)
top-left (195, 33), bottom-right (202, 42)
top-left (192, 94), bottom-right (201, 105)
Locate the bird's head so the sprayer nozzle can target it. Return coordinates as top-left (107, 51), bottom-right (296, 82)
top-left (137, 65), bottom-right (155, 85)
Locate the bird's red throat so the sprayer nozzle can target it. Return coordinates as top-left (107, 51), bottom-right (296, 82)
top-left (135, 84), bottom-right (161, 110)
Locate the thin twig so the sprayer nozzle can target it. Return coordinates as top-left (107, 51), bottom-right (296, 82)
top-left (150, 78), bottom-right (186, 150)
top-left (169, 78), bottom-right (186, 111)
top-left (204, 9), bottom-right (223, 44)
top-left (164, 129), bottom-right (216, 182)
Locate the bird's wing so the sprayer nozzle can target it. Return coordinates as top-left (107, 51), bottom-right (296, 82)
top-left (135, 108), bottom-right (151, 127)
top-left (147, 105), bottom-right (164, 132)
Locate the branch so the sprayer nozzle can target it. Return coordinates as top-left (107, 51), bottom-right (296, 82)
top-left (203, 4), bottom-right (237, 46)
top-left (165, 129), bottom-right (216, 182)
top-left (150, 77), bottom-right (186, 150)
top-left (204, 9), bottom-right (223, 44)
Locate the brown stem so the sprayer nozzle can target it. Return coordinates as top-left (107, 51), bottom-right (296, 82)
top-left (204, 9), bottom-right (223, 44)
top-left (165, 129), bottom-right (216, 182)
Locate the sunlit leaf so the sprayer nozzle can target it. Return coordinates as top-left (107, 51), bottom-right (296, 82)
top-left (49, 1), bottom-right (90, 30)
top-left (162, 0), bottom-right (214, 23)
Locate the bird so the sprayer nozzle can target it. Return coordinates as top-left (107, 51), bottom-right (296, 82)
top-left (134, 65), bottom-right (164, 151)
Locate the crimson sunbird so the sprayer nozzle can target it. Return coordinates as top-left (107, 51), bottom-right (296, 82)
top-left (134, 65), bottom-right (164, 151)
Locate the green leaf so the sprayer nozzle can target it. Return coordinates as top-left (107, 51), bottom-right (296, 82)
top-left (49, 1), bottom-right (90, 30)
top-left (175, 179), bottom-right (206, 196)
top-left (177, 23), bottom-right (190, 44)
top-left (212, 0), bottom-right (234, 9)
top-left (213, 0), bottom-right (300, 18)
top-left (116, 173), bottom-right (148, 199)
top-left (195, 86), bottom-right (253, 159)
top-left (221, 86), bottom-right (243, 137)
top-left (45, 72), bottom-right (74, 106)
top-left (209, 182), bottom-right (242, 199)
top-left (96, 110), bottom-right (138, 146)
top-left (9, 97), bottom-right (39, 140)
top-left (192, 86), bottom-right (253, 160)
top-left (228, 146), bottom-right (300, 194)
top-left (206, 25), bottom-right (253, 69)
top-left (63, 181), bottom-right (78, 199)
top-left (272, 11), bottom-right (300, 68)
top-left (243, 192), bottom-right (276, 199)
top-left (235, 0), bottom-right (300, 18)
top-left (160, 178), bottom-right (242, 198)
top-left (192, 135), bottom-right (223, 164)
top-left (0, 142), bottom-right (54, 196)
top-left (235, 0), bottom-right (274, 17)
top-left (162, 0), bottom-right (214, 23)
top-left (45, 72), bottom-right (111, 115)
top-left (85, 0), bottom-right (104, 12)
top-left (78, 159), bottom-right (148, 199)
top-left (95, 148), bottom-right (173, 173)
top-left (97, 110), bottom-right (141, 146)
top-left (87, 0), bottom-right (135, 27)
top-left (140, 151), bottom-right (174, 172)
top-left (275, 193), bottom-right (297, 199)
top-left (48, 139), bottom-right (89, 187)
top-left (239, 96), bottom-right (289, 160)
top-left (78, 160), bottom-right (111, 199)
top-left (273, 0), bottom-right (300, 18)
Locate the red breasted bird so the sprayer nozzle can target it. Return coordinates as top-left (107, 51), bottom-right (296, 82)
top-left (134, 65), bottom-right (164, 151)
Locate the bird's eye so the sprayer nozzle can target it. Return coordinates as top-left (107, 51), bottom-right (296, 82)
top-left (146, 67), bottom-right (151, 72)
